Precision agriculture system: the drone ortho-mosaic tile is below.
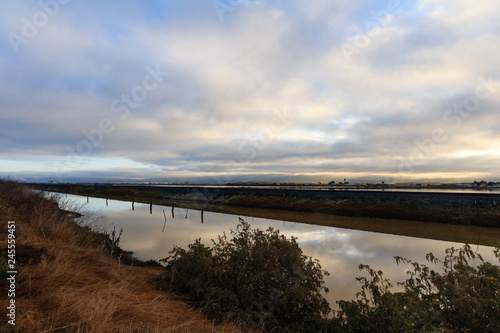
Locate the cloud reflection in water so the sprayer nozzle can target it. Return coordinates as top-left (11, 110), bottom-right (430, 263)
top-left (71, 194), bottom-right (497, 308)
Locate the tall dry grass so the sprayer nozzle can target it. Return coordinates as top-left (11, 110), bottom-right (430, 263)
top-left (0, 180), bottom-right (240, 332)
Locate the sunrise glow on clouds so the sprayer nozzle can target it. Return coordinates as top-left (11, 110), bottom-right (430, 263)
top-left (0, 0), bottom-right (499, 183)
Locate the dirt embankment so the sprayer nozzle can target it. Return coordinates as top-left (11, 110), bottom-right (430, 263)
top-left (33, 183), bottom-right (500, 227)
top-left (0, 180), bottom-right (240, 332)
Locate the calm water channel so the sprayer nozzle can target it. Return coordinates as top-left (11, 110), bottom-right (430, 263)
top-left (58, 193), bottom-right (498, 309)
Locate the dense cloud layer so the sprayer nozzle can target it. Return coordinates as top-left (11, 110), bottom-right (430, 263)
top-left (1, 0), bottom-right (499, 183)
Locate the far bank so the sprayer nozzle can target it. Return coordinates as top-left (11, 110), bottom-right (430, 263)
top-left (31, 183), bottom-right (500, 228)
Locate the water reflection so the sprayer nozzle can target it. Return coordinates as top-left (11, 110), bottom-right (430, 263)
top-left (65, 194), bottom-right (497, 308)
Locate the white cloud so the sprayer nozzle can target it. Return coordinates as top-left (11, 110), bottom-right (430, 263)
top-left (0, 0), bottom-right (499, 182)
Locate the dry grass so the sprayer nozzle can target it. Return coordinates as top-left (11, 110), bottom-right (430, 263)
top-left (0, 180), bottom-right (241, 333)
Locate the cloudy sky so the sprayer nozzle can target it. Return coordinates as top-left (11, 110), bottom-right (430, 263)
top-left (1, 0), bottom-right (499, 183)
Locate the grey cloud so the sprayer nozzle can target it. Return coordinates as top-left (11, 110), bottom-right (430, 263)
top-left (0, 0), bottom-right (499, 182)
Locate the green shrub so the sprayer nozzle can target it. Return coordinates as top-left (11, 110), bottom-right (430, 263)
top-left (153, 221), bottom-right (331, 332)
top-left (334, 244), bottom-right (500, 332)
top-left (153, 216), bottom-right (500, 332)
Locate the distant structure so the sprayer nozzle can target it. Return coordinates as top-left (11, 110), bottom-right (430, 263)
top-left (472, 180), bottom-right (500, 187)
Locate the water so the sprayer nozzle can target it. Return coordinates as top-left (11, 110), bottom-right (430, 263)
top-left (58, 193), bottom-right (498, 309)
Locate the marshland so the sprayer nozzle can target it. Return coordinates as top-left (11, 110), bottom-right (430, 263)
top-left (3, 180), bottom-right (499, 332)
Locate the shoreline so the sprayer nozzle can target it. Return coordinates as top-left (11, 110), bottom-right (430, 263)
top-left (38, 186), bottom-right (500, 248)
top-left (31, 183), bottom-right (500, 228)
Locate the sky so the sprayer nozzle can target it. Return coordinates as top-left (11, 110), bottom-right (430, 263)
top-left (1, 0), bottom-right (499, 184)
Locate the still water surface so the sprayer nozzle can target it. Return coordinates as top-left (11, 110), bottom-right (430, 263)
top-left (60, 193), bottom-right (497, 308)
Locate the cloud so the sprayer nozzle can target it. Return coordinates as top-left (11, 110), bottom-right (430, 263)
top-left (0, 0), bottom-right (499, 182)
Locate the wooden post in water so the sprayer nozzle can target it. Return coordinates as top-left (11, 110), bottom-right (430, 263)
top-left (171, 204), bottom-right (175, 218)
top-left (162, 209), bottom-right (167, 233)
top-left (132, 199), bottom-right (135, 211)
top-left (87, 195), bottom-right (89, 203)
top-left (201, 207), bottom-right (204, 224)
top-left (106, 198), bottom-right (108, 206)
top-left (150, 201), bottom-right (153, 215)
top-left (474, 200), bottom-right (479, 215)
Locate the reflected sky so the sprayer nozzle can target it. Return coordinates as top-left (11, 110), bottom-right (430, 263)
top-left (61, 194), bottom-right (498, 308)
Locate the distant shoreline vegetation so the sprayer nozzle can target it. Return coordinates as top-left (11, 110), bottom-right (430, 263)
top-left (31, 183), bottom-right (500, 228)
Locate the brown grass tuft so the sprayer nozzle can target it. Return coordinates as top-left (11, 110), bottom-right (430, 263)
top-left (0, 180), bottom-right (241, 332)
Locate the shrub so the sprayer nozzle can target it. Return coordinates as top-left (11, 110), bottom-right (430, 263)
top-left (153, 221), bottom-right (331, 332)
top-left (334, 244), bottom-right (500, 332)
